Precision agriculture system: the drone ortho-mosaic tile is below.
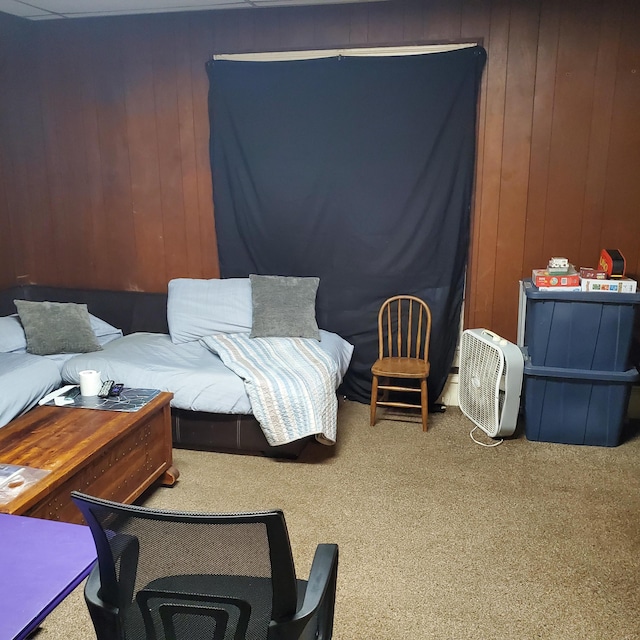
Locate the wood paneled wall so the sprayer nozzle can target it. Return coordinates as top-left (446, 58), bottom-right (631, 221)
top-left (0, 0), bottom-right (638, 340)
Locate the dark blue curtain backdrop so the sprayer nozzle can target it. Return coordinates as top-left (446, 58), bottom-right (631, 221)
top-left (207, 47), bottom-right (486, 404)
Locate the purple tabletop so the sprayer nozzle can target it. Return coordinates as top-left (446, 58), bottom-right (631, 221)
top-left (0, 513), bottom-right (97, 640)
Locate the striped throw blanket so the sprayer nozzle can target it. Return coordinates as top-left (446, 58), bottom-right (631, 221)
top-left (200, 333), bottom-right (341, 446)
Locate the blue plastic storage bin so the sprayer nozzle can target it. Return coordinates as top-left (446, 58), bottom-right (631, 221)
top-left (524, 363), bottom-right (639, 446)
top-left (523, 279), bottom-right (640, 371)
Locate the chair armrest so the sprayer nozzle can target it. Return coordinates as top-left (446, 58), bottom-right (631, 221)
top-left (269, 543), bottom-right (338, 640)
top-left (84, 565), bottom-right (123, 640)
top-left (83, 531), bottom-right (139, 640)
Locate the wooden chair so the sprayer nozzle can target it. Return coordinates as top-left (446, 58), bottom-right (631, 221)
top-left (370, 295), bottom-right (432, 432)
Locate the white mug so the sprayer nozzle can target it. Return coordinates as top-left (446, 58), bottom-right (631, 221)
top-left (79, 370), bottom-right (102, 397)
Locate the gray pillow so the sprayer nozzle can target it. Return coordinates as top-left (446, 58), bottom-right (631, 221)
top-left (249, 275), bottom-right (320, 340)
top-left (14, 300), bottom-right (103, 356)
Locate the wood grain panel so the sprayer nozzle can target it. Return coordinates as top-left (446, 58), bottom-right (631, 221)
top-left (543, 0), bottom-right (601, 263)
top-left (279, 7), bottom-right (315, 50)
top-left (152, 15), bottom-right (190, 283)
top-left (490, 0), bottom-right (540, 338)
top-left (347, 2), bottom-right (369, 45)
top-left (252, 6), bottom-right (282, 51)
top-left (600, 0), bottom-right (640, 276)
top-left (0, 160), bottom-right (13, 288)
top-left (1, 19), bottom-right (43, 287)
top-left (0, 63), bottom-right (13, 285)
top-left (73, 25), bottom-right (107, 289)
top-left (216, 8), bottom-right (254, 55)
top-left (121, 17), bottom-right (167, 291)
top-left (89, 20), bottom-right (138, 290)
top-left (422, 0), bottom-right (463, 42)
top-left (522, 0), bottom-right (561, 278)
top-left (37, 22), bottom-right (95, 288)
top-left (1, 0), bottom-right (639, 344)
top-left (579, 2), bottom-right (623, 270)
top-left (466, 0), bottom-right (509, 331)
top-left (367, 1), bottom-right (404, 45)
top-left (0, 22), bottom-right (12, 288)
top-left (188, 14), bottom-right (220, 279)
top-left (175, 18), bottom-right (208, 279)
top-left (312, 5), bottom-right (351, 48)
top-left (235, 8), bottom-right (257, 52)
top-left (402, 2), bottom-right (426, 42)
top-left (460, 0), bottom-right (490, 331)
top-left (0, 15), bottom-right (24, 288)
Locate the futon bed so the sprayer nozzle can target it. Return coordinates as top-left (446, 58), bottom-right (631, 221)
top-left (63, 276), bottom-right (353, 457)
top-left (1, 276), bottom-right (354, 458)
top-left (61, 328), bottom-right (353, 447)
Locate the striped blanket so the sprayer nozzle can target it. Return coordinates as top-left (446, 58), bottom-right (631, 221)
top-left (199, 333), bottom-right (341, 446)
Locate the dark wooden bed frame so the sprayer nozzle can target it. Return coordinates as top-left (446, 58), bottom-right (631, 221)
top-left (0, 285), bottom-right (311, 459)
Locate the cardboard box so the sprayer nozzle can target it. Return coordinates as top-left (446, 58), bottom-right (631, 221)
top-left (532, 268), bottom-right (580, 288)
top-left (579, 267), bottom-right (607, 280)
top-left (581, 277), bottom-right (637, 294)
top-left (618, 278), bottom-right (637, 293)
top-left (547, 257), bottom-right (570, 275)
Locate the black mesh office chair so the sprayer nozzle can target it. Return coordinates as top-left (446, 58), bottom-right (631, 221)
top-left (71, 491), bottom-right (338, 640)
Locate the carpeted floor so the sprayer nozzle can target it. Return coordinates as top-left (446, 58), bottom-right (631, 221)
top-left (35, 400), bottom-right (640, 639)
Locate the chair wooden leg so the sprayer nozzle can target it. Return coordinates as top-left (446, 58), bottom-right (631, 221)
top-left (370, 374), bottom-right (379, 426)
top-left (420, 378), bottom-right (428, 432)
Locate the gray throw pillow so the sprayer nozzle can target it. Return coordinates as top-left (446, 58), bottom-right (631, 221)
top-left (14, 300), bottom-right (103, 356)
top-left (249, 275), bottom-right (320, 340)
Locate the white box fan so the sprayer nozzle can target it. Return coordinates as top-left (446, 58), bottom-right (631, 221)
top-left (458, 329), bottom-right (524, 438)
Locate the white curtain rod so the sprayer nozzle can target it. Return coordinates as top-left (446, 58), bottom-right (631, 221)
top-left (213, 43), bottom-right (477, 62)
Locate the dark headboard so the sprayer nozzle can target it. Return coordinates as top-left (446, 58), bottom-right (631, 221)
top-left (0, 285), bottom-right (169, 335)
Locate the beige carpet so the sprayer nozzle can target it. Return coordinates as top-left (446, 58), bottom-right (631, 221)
top-left (35, 400), bottom-right (640, 640)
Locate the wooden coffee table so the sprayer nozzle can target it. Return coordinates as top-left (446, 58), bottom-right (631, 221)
top-left (0, 391), bottom-right (178, 524)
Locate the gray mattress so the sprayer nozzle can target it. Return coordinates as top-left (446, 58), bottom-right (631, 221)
top-left (61, 331), bottom-right (353, 416)
top-left (62, 333), bottom-right (252, 413)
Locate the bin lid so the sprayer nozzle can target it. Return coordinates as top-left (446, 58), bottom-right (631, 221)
top-left (524, 362), bottom-right (640, 382)
top-left (523, 279), bottom-right (640, 303)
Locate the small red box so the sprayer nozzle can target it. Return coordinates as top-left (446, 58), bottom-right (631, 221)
top-left (579, 267), bottom-right (607, 280)
top-left (532, 268), bottom-right (580, 288)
